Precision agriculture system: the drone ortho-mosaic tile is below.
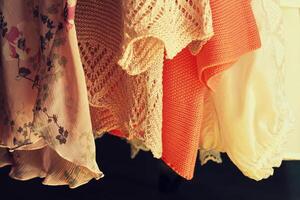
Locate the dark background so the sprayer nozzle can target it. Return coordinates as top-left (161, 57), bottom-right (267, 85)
top-left (1, 134), bottom-right (300, 200)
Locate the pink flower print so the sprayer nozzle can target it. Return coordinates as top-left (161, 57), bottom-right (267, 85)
top-left (5, 26), bottom-right (20, 58)
top-left (6, 26), bottom-right (20, 44)
top-left (3, 21), bottom-right (39, 61)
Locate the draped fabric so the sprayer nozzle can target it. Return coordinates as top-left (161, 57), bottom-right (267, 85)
top-left (0, 0), bottom-right (299, 188)
top-left (0, 0), bottom-right (102, 188)
top-left (161, 0), bottom-right (261, 180)
top-left (281, 1), bottom-right (300, 160)
top-left (199, 0), bottom-right (298, 181)
top-left (75, 0), bottom-right (213, 158)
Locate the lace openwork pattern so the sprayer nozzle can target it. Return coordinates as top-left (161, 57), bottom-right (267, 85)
top-left (76, 0), bottom-right (213, 158)
top-left (76, 0), bottom-right (162, 158)
top-left (120, 0), bottom-right (214, 75)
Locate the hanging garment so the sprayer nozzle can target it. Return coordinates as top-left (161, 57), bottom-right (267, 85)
top-left (200, 0), bottom-right (294, 181)
top-left (280, 0), bottom-right (300, 159)
top-left (0, 0), bottom-right (102, 187)
top-left (75, 0), bottom-right (213, 158)
top-left (162, 0), bottom-right (261, 180)
top-left (119, 0), bottom-right (214, 75)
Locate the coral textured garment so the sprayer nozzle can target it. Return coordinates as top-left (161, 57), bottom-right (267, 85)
top-left (0, 0), bottom-right (102, 187)
top-left (75, 0), bottom-right (213, 158)
top-left (162, 0), bottom-right (261, 179)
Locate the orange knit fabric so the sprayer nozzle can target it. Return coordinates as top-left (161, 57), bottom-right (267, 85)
top-left (161, 0), bottom-right (261, 179)
top-left (162, 48), bottom-right (206, 179)
top-left (198, 0), bottom-right (261, 84)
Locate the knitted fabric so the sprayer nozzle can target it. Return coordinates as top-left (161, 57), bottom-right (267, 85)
top-left (119, 0), bottom-right (213, 75)
top-left (162, 0), bottom-right (261, 180)
top-left (75, 0), bottom-right (213, 158)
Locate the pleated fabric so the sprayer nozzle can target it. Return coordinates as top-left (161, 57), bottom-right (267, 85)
top-left (162, 0), bottom-right (261, 180)
top-left (0, 0), bottom-right (102, 188)
top-left (75, 0), bottom-right (213, 158)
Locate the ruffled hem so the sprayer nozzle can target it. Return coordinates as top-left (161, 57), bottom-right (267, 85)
top-left (119, 0), bottom-right (213, 75)
top-left (239, 114), bottom-right (293, 181)
top-left (199, 111), bottom-right (293, 181)
top-left (118, 33), bottom-right (214, 75)
top-left (0, 146), bottom-right (103, 188)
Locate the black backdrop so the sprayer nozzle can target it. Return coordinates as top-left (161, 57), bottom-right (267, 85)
top-left (1, 134), bottom-right (300, 200)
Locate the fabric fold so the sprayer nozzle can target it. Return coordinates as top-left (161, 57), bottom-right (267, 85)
top-left (281, 3), bottom-right (300, 160)
top-left (119, 0), bottom-right (214, 75)
top-left (0, 0), bottom-right (102, 188)
top-left (162, 0), bottom-right (261, 180)
top-left (76, 0), bottom-right (213, 159)
top-left (200, 0), bottom-right (294, 181)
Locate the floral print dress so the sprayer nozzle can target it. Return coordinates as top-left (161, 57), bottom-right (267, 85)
top-left (0, 0), bottom-right (103, 188)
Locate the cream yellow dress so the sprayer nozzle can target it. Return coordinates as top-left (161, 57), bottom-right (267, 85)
top-left (200, 0), bottom-right (295, 180)
top-left (281, 0), bottom-right (300, 160)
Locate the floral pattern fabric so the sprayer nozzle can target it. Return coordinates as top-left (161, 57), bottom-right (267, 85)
top-left (0, 0), bottom-right (102, 188)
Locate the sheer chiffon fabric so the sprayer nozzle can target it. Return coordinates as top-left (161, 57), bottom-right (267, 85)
top-left (0, 0), bottom-right (102, 188)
